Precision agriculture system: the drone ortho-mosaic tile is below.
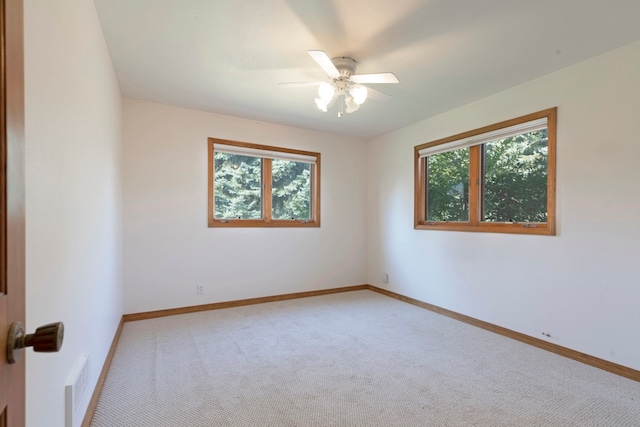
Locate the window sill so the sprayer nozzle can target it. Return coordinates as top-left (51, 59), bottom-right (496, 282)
top-left (414, 222), bottom-right (554, 235)
top-left (209, 219), bottom-right (320, 228)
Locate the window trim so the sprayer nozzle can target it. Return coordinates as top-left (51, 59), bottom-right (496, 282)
top-left (414, 108), bottom-right (557, 235)
top-left (208, 138), bottom-right (321, 228)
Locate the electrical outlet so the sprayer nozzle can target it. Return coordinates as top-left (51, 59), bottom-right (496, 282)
top-left (382, 273), bottom-right (389, 284)
top-left (196, 285), bottom-right (204, 295)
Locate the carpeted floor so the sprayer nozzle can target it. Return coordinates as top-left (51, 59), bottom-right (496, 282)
top-left (90, 290), bottom-right (640, 426)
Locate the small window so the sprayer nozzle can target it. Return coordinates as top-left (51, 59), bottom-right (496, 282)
top-left (415, 108), bottom-right (556, 235)
top-left (208, 139), bottom-right (320, 227)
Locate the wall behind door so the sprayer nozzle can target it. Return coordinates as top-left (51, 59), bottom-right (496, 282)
top-left (24, 0), bottom-right (123, 426)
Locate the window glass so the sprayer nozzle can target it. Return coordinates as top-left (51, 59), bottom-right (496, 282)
top-left (213, 152), bottom-right (262, 219)
top-left (482, 130), bottom-right (548, 223)
top-left (271, 159), bottom-right (311, 220)
top-left (426, 148), bottom-right (469, 222)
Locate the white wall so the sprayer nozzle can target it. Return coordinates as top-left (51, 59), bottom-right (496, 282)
top-left (122, 99), bottom-right (367, 314)
top-left (366, 41), bottom-right (640, 370)
top-left (24, 0), bottom-right (123, 426)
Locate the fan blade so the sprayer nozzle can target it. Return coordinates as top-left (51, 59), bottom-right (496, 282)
top-left (308, 50), bottom-right (340, 78)
top-left (365, 86), bottom-right (391, 99)
top-left (351, 72), bottom-right (399, 84)
top-left (279, 81), bottom-right (323, 87)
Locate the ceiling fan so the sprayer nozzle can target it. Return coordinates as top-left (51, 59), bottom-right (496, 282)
top-left (280, 50), bottom-right (399, 117)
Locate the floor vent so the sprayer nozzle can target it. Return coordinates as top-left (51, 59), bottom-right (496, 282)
top-left (65, 353), bottom-right (91, 427)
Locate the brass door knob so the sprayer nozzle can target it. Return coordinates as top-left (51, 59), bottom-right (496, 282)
top-left (6, 321), bottom-right (64, 364)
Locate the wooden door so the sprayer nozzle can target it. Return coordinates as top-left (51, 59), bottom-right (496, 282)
top-left (0, 0), bottom-right (26, 425)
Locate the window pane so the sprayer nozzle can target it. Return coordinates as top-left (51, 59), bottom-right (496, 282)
top-left (482, 130), bottom-right (548, 223)
top-left (271, 159), bottom-right (311, 220)
top-left (214, 152), bottom-right (262, 219)
top-left (426, 147), bottom-right (469, 222)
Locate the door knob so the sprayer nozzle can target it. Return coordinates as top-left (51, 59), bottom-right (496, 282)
top-left (6, 321), bottom-right (64, 364)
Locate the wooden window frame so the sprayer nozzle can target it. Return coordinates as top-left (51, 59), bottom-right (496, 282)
top-left (414, 108), bottom-right (557, 235)
top-left (208, 138), bottom-right (321, 228)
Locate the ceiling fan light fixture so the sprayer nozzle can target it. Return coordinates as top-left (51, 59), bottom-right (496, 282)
top-left (350, 84), bottom-right (368, 105)
top-left (280, 50), bottom-right (399, 117)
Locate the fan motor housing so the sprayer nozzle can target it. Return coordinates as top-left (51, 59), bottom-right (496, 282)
top-left (331, 57), bottom-right (357, 78)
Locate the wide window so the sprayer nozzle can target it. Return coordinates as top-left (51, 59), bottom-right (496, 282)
top-left (415, 108), bottom-right (556, 235)
top-left (208, 138), bottom-right (320, 227)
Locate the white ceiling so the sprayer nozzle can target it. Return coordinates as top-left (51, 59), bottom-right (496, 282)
top-left (94, 0), bottom-right (640, 139)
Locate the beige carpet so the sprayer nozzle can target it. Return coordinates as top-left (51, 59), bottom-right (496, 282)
top-left (90, 290), bottom-right (640, 426)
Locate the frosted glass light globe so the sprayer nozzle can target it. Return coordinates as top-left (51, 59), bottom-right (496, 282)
top-left (345, 97), bottom-right (359, 113)
top-left (318, 82), bottom-right (336, 102)
top-left (315, 97), bottom-right (328, 112)
top-left (350, 84), bottom-right (368, 105)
